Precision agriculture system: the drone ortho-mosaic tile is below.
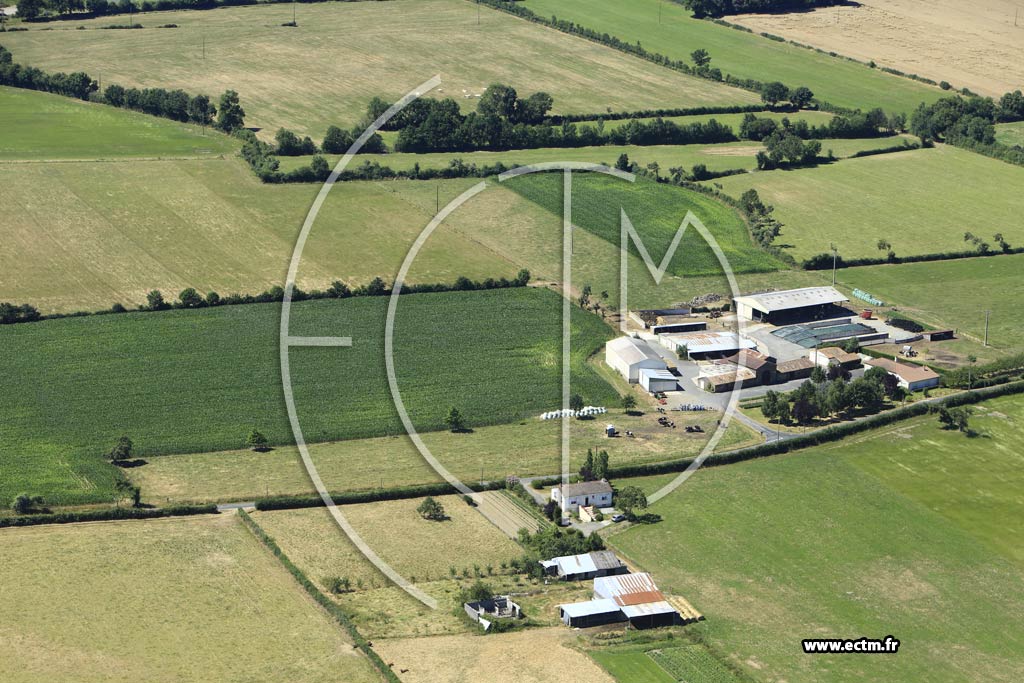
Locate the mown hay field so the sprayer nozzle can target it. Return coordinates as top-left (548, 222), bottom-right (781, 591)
top-left (609, 394), bottom-right (1024, 683)
top-left (522, 0), bottom-right (944, 114)
top-left (0, 86), bottom-right (237, 160)
top-left (0, 288), bottom-right (616, 505)
top-left (0, 162), bottom-right (517, 313)
top-left (0, 514), bottom-right (380, 683)
top-left (130, 412), bottom-right (759, 503)
top-left (0, 0), bottom-right (756, 138)
top-left (711, 145), bottom-right (1024, 262)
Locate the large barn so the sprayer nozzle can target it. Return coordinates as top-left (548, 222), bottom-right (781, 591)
top-left (605, 336), bottom-right (667, 382)
top-left (733, 287), bottom-right (849, 324)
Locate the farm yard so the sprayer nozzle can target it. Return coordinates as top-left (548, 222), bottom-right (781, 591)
top-left (521, 0), bottom-right (945, 114)
top-left (729, 0), bottom-right (1024, 99)
top-left (0, 288), bottom-right (616, 504)
top-left (0, 0), bottom-right (756, 139)
top-left (609, 394), bottom-right (1024, 683)
top-left (0, 514), bottom-right (381, 683)
top-left (129, 411), bottom-right (759, 504)
top-left (710, 145), bottom-right (1024, 263)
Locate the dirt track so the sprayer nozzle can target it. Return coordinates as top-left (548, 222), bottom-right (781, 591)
top-left (732, 0), bottom-right (1024, 98)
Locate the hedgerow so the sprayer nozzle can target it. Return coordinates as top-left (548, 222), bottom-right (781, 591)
top-left (0, 503), bottom-right (217, 528)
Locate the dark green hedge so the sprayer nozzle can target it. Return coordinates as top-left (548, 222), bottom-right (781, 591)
top-left (238, 510), bottom-right (401, 683)
top-left (0, 503), bottom-right (217, 528)
top-left (254, 480), bottom-right (507, 511)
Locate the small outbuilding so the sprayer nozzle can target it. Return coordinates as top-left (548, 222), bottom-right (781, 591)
top-left (540, 550), bottom-right (629, 581)
top-left (810, 347), bottom-right (862, 369)
top-left (639, 368), bottom-right (678, 393)
top-left (605, 336), bottom-right (667, 383)
top-left (659, 331), bottom-right (757, 360)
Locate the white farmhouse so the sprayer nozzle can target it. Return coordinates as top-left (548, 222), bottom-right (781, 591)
top-left (551, 479), bottom-right (613, 514)
top-left (605, 336), bottom-right (666, 383)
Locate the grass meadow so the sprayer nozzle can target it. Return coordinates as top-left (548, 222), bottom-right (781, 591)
top-left (609, 393), bottom-right (1024, 683)
top-left (505, 173), bottom-right (780, 277)
top-left (278, 135), bottom-right (909, 174)
top-left (130, 411), bottom-right (759, 503)
top-left (0, 514), bottom-right (380, 683)
top-left (835, 255), bottom-right (1024, 355)
top-left (0, 0), bottom-right (755, 138)
top-left (995, 121), bottom-right (1024, 147)
top-left (0, 288), bottom-right (616, 505)
top-left (522, 0), bottom-right (944, 114)
top-left (711, 145), bottom-right (1024, 262)
top-left (0, 86), bottom-right (237, 160)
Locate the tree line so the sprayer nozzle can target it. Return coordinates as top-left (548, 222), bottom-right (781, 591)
top-left (14, 0), bottom-right (372, 21)
top-left (0, 270), bottom-right (530, 326)
top-left (676, 0), bottom-right (842, 19)
top-left (910, 91), bottom-right (1024, 168)
top-left (0, 44), bottom-right (245, 131)
top-left (761, 364), bottom-right (905, 427)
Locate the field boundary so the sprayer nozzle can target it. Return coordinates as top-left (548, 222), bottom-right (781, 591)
top-left (0, 502), bottom-right (218, 528)
top-left (238, 509), bottom-right (402, 683)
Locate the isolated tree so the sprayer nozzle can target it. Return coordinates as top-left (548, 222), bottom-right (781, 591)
top-left (115, 479), bottom-right (141, 508)
top-left (417, 496), bottom-right (446, 521)
top-left (690, 48), bottom-right (711, 68)
top-left (216, 90), bottom-right (245, 132)
top-left (11, 494), bottom-right (43, 515)
top-left (760, 81), bottom-right (790, 107)
top-left (108, 436), bottom-right (134, 463)
top-left (581, 448), bottom-right (595, 481)
top-left (578, 284), bottom-right (592, 309)
top-left (616, 485), bottom-right (647, 512)
top-left (444, 407), bottom-right (466, 432)
top-left (615, 153), bottom-right (631, 172)
top-left (593, 450), bottom-right (610, 480)
top-left (620, 394), bottom-right (637, 412)
top-left (776, 400), bottom-right (792, 426)
top-left (246, 429), bottom-right (269, 452)
top-left (325, 576), bottom-right (351, 594)
top-left (761, 391), bottom-right (780, 422)
top-left (569, 393), bottom-right (584, 412)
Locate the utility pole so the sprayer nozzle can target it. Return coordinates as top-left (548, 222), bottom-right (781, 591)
top-left (436, 185), bottom-right (439, 214)
top-left (477, 0), bottom-right (480, 26)
top-left (984, 310), bottom-right (991, 347)
top-left (830, 242), bottom-right (838, 286)
top-left (292, 0), bottom-right (296, 25)
top-left (659, 0), bottom-right (662, 24)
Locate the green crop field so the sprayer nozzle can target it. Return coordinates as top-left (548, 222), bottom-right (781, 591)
top-left (590, 651), bottom-right (676, 683)
top-left (0, 514), bottom-right (380, 683)
top-left (1, 0), bottom-right (755, 139)
top-left (505, 172), bottom-right (780, 277)
top-left (0, 288), bottom-right (616, 505)
top-left (278, 136), bottom-right (910, 174)
top-left (522, 0), bottom-right (943, 115)
top-left (835, 255), bottom-right (1024, 356)
top-left (0, 86), bottom-right (236, 160)
top-left (711, 145), bottom-right (1024, 262)
top-left (995, 121), bottom-right (1024, 147)
top-left (130, 412), bottom-right (758, 504)
top-left (610, 393), bottom-right (1024, 683)
top-left (648, 644), bottom-right (742, 683)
